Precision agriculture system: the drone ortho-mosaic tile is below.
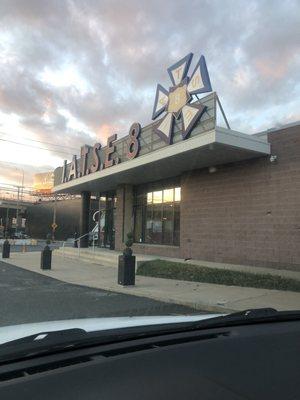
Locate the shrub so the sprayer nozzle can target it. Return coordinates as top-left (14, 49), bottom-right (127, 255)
top-left (137, 259), bottom-right (300, 292)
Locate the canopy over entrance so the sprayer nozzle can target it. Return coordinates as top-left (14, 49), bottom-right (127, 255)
top-left (53, 124), bottom-right (270, 195)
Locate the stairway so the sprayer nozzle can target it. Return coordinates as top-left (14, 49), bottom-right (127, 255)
top-left (54, 246), bottom-right (121, 267)
top-left (54, 246), bottom-right (157, 267)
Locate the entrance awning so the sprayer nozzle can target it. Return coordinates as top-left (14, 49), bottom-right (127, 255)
top-left (53, 126), bottom-right (270, 194)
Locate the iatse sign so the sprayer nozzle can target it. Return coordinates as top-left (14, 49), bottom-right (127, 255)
top-left (61, 52), bottom-right (212, 184)
top-left (61, 122), bottom-right (141, 183)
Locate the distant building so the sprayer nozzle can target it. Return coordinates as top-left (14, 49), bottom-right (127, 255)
top-left (26, 198), bottom-right (98, 240)
top-left (0, 199), bottom-right (27, 238)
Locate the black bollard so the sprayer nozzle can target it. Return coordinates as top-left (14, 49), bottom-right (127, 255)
top-left (2, 239), bottom-right (10, 259)
top-left (118, 232), bottom-right (135, 286)
top-left (40, 245), bottom-right (52, 270)
top-left (118, 255), bottom-right (136, 286)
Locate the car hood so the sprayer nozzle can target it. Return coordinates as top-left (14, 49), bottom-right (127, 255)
top-left (0, 314), bottom-right (222, 345)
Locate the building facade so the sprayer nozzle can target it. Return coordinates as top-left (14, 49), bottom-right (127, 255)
top-left (52, 114), bottom-right (300, 270)
top-left (52, 54), bottom-right (300, 270)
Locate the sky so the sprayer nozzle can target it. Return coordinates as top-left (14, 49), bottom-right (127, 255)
top-left (0, 0), bottom-right (299, 187)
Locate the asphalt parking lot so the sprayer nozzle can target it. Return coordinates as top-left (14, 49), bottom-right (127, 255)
top-left (0, 261), bottom-right (197, 327)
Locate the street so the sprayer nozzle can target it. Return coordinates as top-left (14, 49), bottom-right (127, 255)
top-left (0, 241), bottom-right (69, 253)
top-left (0, 261), bottom-right (197, 327)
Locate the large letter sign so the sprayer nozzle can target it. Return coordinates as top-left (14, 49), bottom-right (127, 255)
top-left (127, 122), bottom-right (141, 159)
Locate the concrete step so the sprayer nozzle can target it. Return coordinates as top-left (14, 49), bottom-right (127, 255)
top-left (56, 249), bottom-right (120, 261)
top-left (54, 246), bottom-right (160, 268)
top-left (66, 252), bottom-right (120, 263)
top-left (55, 254), bottom-right (117, 267)
top-left (54, 247), bottom-right (120, 267)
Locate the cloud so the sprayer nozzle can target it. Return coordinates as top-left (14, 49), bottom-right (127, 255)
top-left (0, 0), bottom-right (299, 186)
top-left (0, 161), bottom-right (53, 187)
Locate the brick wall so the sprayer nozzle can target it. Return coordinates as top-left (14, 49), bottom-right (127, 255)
top-left (180, 125), bottom-right (300, 270)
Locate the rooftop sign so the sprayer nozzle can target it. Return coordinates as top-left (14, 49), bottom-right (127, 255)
top-left (152, 53), bottom-right (212, 144)
top-left (33, 172), bottom-right (54, 194)
top-left (57, 54), bottom-right (214, 186)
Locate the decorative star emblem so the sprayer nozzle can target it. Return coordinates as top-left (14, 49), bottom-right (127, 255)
top-left (152, 53), bottom-right (212, 144)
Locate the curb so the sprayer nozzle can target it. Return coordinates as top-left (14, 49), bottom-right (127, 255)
top-left (84, 283), bottom-right (236, 313)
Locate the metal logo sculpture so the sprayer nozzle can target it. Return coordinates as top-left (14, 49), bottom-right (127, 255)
top-left (152, 53), bottom-right (212, 144)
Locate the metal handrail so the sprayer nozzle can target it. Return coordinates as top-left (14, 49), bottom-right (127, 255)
top-left (74, 231), bottom-right (91, 243)
top-left (61, 230), bottom-right (97, 259)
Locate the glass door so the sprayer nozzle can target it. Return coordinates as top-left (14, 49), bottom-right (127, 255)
top-left (98, 193), bottom-right (116, 249)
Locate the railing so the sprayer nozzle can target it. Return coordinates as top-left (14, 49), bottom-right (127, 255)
top-left (61, 231), bottom-right (97, 259)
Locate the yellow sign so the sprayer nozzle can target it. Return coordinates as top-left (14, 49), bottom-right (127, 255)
top-left (51, 223), bottom-right (58, 230)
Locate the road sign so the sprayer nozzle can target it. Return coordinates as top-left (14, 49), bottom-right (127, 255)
top-left (51, 223), bottom-right (58, 230)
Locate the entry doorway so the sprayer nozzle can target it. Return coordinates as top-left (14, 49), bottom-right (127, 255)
top-left (98, 193), bottom-right (116, 249)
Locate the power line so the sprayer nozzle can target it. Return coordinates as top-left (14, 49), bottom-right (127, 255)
top-left (0, 187), bottom-right (32, 194)
top-left (0, 138), bottom-right (78, 156)
top-left (0, 131), bottom-right (79, 152)
top-left (0, 160), bottom-right (55, 185)
top-left (0, 183), bottom-right (24, 188)
top-left (0, 160), bottom-right (53, 170)
top-left (0, 181), bottom-right (34, 188)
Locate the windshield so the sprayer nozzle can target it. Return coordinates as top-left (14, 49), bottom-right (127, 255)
top-left (0, 0), bottom-right (299, 347)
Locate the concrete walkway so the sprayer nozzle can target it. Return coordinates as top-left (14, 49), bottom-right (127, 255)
top-left (56, 246), bottom-right (300, 280)
top-left (3, 252), bottom-right (300, 313)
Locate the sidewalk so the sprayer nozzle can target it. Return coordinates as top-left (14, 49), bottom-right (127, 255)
top-left (3, 252), bottom-right (300, 313)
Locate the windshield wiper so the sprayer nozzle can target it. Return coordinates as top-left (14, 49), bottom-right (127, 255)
top-left (0, 328), bottom-right (92, 363)
top-left (189, 308), bottom-right (300, 330)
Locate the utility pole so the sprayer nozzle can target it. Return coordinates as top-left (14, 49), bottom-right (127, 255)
top-left (5, 206), bottom-right (9, 237)
top-left (20, 169), bottom-right (24, 202)
top-left (15, 186), bottom-right (20, 236)
top-left (15, 169), bottom-right (24, 236)
top-left (52, 195), bottom-right (57, 241)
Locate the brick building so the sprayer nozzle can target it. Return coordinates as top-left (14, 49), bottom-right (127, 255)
top-left (52, 91), bottom-right (300, 270)
top-left (179, 124), bottom-right (300, 269)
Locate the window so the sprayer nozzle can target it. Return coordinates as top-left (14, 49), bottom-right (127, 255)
top-left (134, 185), bottom-right (181, 246)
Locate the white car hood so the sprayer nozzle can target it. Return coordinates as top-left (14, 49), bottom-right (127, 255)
top-left (0, 314), bottom-right (223, 345)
